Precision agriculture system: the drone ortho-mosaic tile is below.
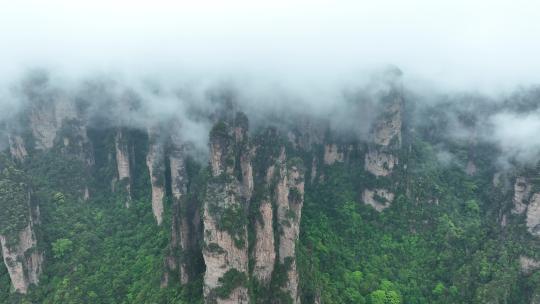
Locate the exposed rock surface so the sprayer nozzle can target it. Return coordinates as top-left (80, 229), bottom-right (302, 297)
top-left (323, 144), bottom-right (344, 165)
top-left (114, 129), bottom-right (132, 207)
top-left (146, 127), bottom-right (165, 225)
top-left (0, 223), bottom-right (43, 294)
top-left (7, 82), bottom-right (95, 169)
top-left (251, 138), bottom-right (279, 287)
top-left (364, 95), bottom-right (402, 177)
top-left (0, 163), bottom-right (43, 294)
top-left (203, 117), bottom-right (250, 303)
top-left (363, 88), bottom-right (403, 211)
top-left (362, 188), bottom-right (395, 212)
top-left (163, 127), bottom-right (192, 286)
top-left (520, 256), bottom-right (540, 274)
top-left (275, 150), bottom-right (305, 304)
top-left (28, 95), bottom-right (94, 166)
top-left (252, 200), bottom-right (275, 283)
top-left (364, 149), bottom-right (398, 177)
top-left (8, 135), bottom-right (28, 162)
top-left (465, 160), bottom-right (477, 176)
top-left (527, 193), bottom-right (540, 236)
top-left (512, 177), bottom-right (531, 214)
top-left (28, 96), bottom-right (75, 150)
top-left (202, 115), bottom-right (306, 303)
top-left (508, 176), bottom-right (540, 237)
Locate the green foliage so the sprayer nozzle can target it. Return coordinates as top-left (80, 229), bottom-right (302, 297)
top-left (432, 282), bottom-right (445, 296)
top-left (53, 192), bottom-right (66, 204)
top-left (220, 205), bottom-right (247, 248)
top-left (297, 138), bottom-right (532, 304)
top-left (210, 121), bottom-right (230, 140)
top-left (51, 238), bottom-right (73, 259)
top-left (1, 143), bottom-right (203, 304)
top-left (3, 120), bottom-right (540, 304)
top-left (215, 269), bottom-right (247, 299)
top-left (0, 157), bottom-right (31, 242)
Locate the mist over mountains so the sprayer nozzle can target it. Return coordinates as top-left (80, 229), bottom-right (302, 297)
top-left (4, 2), bottom-right (540, 303)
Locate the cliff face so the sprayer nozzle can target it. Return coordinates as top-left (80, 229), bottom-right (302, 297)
top-left (7, 135), bottom-right (28, 162)
top-left (0, 160), bottom-right (43, 294)
top-left (114, 129), bottom-right (132, 207)
top-left (364, 93), bottom-right (402, 177)
top-left (163, 126), bottom-right (193, 286)
top-left (0, 223), bottom-right (43, 294)
top-left (8, 82), bottom-right (95, 201)
top-left (203, 118), bottom-right (251, 304)
top-left (527, 194), bottom-right (540, 236)
top-left (202, 115), bottom-right (306, 304)
top-left (275, 150), bottom-right (305, 303)
top-left (512, 177), bottom-right (531, 214)
top-left (27, 93), bottom-right (94, 167)
top-left (363, 89), bottom-right (403, 211)
top-left (146, 127), bottom-right (166, 225)
top-left (323, 144), bottom-right (344, 165)
top-left (509, 176), bottom-right (540, 237)
top-left (251, 132), bottom-right (280, 285)
top-left (252, 197), bottom-right (275, 283)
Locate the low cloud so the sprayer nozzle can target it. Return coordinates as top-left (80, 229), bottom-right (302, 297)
top-left (489, 111), bottom-right (540, 165)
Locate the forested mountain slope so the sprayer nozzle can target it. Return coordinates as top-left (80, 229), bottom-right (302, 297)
top-left (2, 71), bottom-right (540, 304)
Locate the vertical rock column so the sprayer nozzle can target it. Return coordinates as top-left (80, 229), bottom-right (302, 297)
top-left (250, 129), bottom-right (283, 289)
top-left (163, 128), bottom-right (190, 286)
top-left (0, 160), bottom-right (43, 294)
top-left (146, 127), bottom-right (166, 225)
top-left (275, 150), bottom-right (305, 304)
top-left (114, 129), bottom-right (132, 207)
top-left (7, 134), bottom-right (28, 162)
top-left (512, 176), bottom-right (531, 214)
top-left (252, 162), bottom-right (277, 284)
top-left (203, 117), bottom-right (251, 304)
top-left (509, 176), bottom-right (540, 236)
top-left (363, 88), bottom-right (403, 211)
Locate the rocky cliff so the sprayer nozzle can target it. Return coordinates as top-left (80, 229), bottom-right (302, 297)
top-left (274, 150), bottom-right (305, 303)
top-left (163, 125), bottom-right (193, 286)
top-left (362, 88), bottom-right (403, 211)
top-left (201, 114), bottom-right (306, 304)
top-left (510, 176), bottom-right (540, 237)
top-left (203, 117), bottom-right (251, 304)
top-left (146, 127), bottom-right (166, 225)
top-left (114, 129), bottom-right (132, 207)
top-left (0, 158), bottom-right (43, 294)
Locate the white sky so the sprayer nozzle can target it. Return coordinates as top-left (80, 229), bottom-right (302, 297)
top-left (2, 0), bottom-right (540, 91)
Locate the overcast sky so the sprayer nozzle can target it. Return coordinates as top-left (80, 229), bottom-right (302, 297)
top-left (1, 0), bottom-right (540, 92)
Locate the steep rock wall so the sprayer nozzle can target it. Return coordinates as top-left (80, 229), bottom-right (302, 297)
top-left (146, 127), bottom-right (166, 225)
top-left (203, 117), bottom-right (251, 304)
top-left (0, 223), bottom-right (43, 294)
top-left (114, 129), bottom-right (132, 207)
top-left (512, 176), bottom-right (531, 214)
top-left (0, 161), bottom-right (43, 294)
top-left (363, 89), bottom-right (403, 211)
top-left (163, 127), bottom-right (191, 286)
top-left (275, 150), bottom-right (305, 303)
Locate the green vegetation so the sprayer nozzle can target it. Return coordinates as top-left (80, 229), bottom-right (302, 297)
top-left (215, 269), bottom-right (247, 299)
top-left (0, 157), bottom-right (31, 243)
top-left (0, 131), bottom-right (204, 304)
top-left (297, 138), bottom-right (536, 304)
top-left (3, 120), bottom-right (540, 304)
top-left (51, 238), bottom-right (73, 259)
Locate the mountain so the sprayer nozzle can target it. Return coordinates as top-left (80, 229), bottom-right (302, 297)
top-left (2, 70), bottom-right (540, 304)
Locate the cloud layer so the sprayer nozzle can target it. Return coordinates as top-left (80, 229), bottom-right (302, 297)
top-left (2, 0), bottom-right (540, 168)
top-left (2, 0), bottom-right (540, 92)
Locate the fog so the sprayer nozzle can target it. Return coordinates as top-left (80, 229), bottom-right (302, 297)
top-left (2, 0), bottom-right (540, 165)
top-left (3, 0), bottom-right (540, 91)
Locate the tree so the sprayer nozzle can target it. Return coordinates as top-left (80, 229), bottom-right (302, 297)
top-left (52, 238), bottom-right (73, 259)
